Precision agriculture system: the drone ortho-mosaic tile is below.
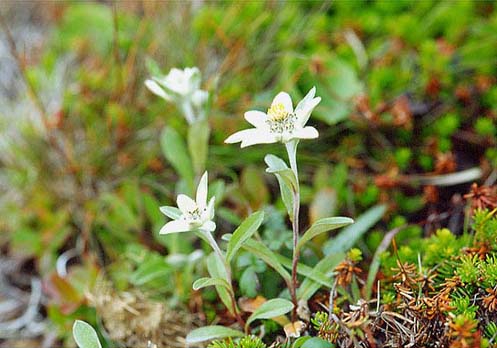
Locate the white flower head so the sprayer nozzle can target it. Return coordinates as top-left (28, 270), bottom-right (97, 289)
top-left (145, 67), bottom-right (202, 100)
top-left (145, 67), bottom-right (209, 124)
top-left (224, 87), bottom-right (321, 148)
top-left (159, 171), bottom-right (215, 234)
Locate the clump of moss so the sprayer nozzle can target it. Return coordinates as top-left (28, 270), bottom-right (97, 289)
top-left (208, 336), bottom-right (267, 348)
top-left (308, 209), bottom-right (497, 347)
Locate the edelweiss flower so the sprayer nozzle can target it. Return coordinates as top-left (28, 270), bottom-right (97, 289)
top-left (146, 67), bottom-right (205, 101)
top-left (145, 67), bottom-right (208, 123)
top-left (159, 171), bottom-right (215, 234)
top-left (225, 87), bottom-right (321, 147)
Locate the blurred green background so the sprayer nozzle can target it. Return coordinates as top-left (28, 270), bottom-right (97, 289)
top-left (0, 1), bottom-right (496, 347)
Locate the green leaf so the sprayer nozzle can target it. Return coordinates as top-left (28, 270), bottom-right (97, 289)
top-left (192, 277), bottom-right (231, 291)
top-left (240, 267), bottom-right (258, 298)
top-left (264, 154), bottom-right (295, 218)
top-left (246, 298), bottom-right (294, 328)
top-left (278, 174), bottom-right (294, 219)
top-left (226, 211), bottom-right (265, 262)
top-left (323, 205), bottom-right (386, 255)
top-left (159, 206), bottom-right (182, 220)
top-left (292, 337), bottom-right (312, 348)
top-left (265, 154), bottom-right (298, 192)
top-left (143, 193), bottom-right (163, 228)
top-left (160, 127), bottom-right (194, 192)
top-left (297, 206), bottom-right (386, 301)
top-left (187, 119), bottom-right (210, 174)
top-left (72, 320), bottom-right (102, 348)
top-left (206, 253), bottom-right (236, 315)
top-left (186, 326), bottom-right (245, 344)
top-left (297, 216), bottom-right (354, 252)
top-left (300, 337), bottom-right (335, 348)
top-left (223, 234), bottom-right (291, 283)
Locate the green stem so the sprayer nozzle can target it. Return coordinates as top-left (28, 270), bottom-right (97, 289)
top-left (286, 140), bottom-right (300, 321)
top-left (201, 229), bottom-right (244, 327)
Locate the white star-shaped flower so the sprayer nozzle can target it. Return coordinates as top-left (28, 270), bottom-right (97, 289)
top-left (159, 171), bottom-right (215, 234)
top-left (145, 67), bottom-right (208, 124)
top-left (224, 87), bottom-right (321, 147)
top-left (145, 67), bottom-right (205, 101)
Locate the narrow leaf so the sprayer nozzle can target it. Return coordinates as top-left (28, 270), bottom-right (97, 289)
top-left (300, 337), bottom-right (335, 348)
top-left (73, 320), bottom-right (102, 348)
top-left (188, 119), bottom-right (210, 174)
top-left (206, 253), bottom-right (235, 315)
top-left (277, 173), bottom-right (294, 219)
top-left (223, 234), bottom-right (291, 283)
top-left (161, 127), bottom-right (194, 191)
top-left (226, 211), bottom-right (265, 262)
top-left (323, 205), bottom-right (386, 255)
top-left (246, 298), bottom-right (294, 328)
top-left (297, 216), bottom-right (354, 252)
top-left (264, 154), bottom-right (294, 218)
top-left (193, 277), bottom-right (231, 291)
top-left (265, 154), bottom-right (298, 192)
top-left (297, 205), bottom-right (386, 301)
top-left (186, 326), bottom-right (244, 344)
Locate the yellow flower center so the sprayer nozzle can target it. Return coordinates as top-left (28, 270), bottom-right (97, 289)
top-left (266, 102), bottom-right (297, 135)
top-left (267, 103), bottom-right (289, 121)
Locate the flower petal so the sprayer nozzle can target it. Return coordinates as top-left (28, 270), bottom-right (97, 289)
top-left (177, 194), bottom-right (197, 214)
top-left (272, 92), bottom-right (293, 113)
top-left (295, 87), bottom-right (321, 126)
top-left (196, 171), bottom-right (208, 209)
top-left (244, 110), bottom-right (268, 128)
top-left (201, 220), bottom-right (216, 232)
top-left (202, 196), bottom-right (216, 221)
top-left (145, 79), bottom-right (172, 101)
top-left (160, 220), bottom-right (191, 234)
top-left (225, 128), bottom-right (254, 144)
top-left (295, 87), bottom-right (315, 114)
top-left (292, 126), bottom-right (319, 139)
top-left (225, 128), bottom-right (278, 147)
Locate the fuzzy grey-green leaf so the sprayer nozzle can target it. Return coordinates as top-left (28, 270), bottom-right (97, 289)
top-left (297, 216), bottom-right (354, 252)
top-left (188, 119), bottom-right (210, 174)
top-left (186, 326), bottom-right (245, 344)
top-left (226, 211), bottom-right (264, 262)
top-left (192, 277), bottom-right (231, 291)
top-left (161, 127), bottom-right (194, 192)
top-left (265, 154), bottom-right (298, 192)
top-left (73, 320), bottom-right (102, 348)
top-left (246, 298), bottom-right (294, 328)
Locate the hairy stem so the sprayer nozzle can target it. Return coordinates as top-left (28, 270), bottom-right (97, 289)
top-left (286, 140), bottom-right (300, 321)
top-left (202, 230), bottom-right (244, 327)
